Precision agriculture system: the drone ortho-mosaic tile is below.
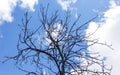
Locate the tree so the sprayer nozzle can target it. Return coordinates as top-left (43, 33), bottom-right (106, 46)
top-left (4, 5), bottom-right (112, 75)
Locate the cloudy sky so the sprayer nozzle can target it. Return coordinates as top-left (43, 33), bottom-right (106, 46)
top-left (0, 0), bottom-right (120, 75)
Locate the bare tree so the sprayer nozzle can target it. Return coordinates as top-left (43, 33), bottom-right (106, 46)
top-left (4, 6), bottom-right (112, 75)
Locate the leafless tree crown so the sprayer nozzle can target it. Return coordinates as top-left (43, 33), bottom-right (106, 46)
top-left (4, 6), bottom-right (112, 75)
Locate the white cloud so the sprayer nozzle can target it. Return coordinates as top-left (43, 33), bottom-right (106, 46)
top-left (20, 0), bottom-right (38, 12)
top-left (0, 0), bottom-right (17, 24)
top-left (38, 23), bottom-right (63, 49)
top-left (87, 0), bottom-right (120, 75)
top-left (0, 0), bottom-right (38, 25)
top-left (57, 0), bottom-right (77, 11)
top-left (57, 0), bottom-right (79, 18)
top-left (46, 23), bottom-right (63, 44)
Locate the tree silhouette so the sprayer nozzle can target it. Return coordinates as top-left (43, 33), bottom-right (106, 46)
top-left (4, 5), bottom-right (112, 75)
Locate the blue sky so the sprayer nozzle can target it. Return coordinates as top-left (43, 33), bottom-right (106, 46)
top-left (0, 0), bottom-right (120, 75)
